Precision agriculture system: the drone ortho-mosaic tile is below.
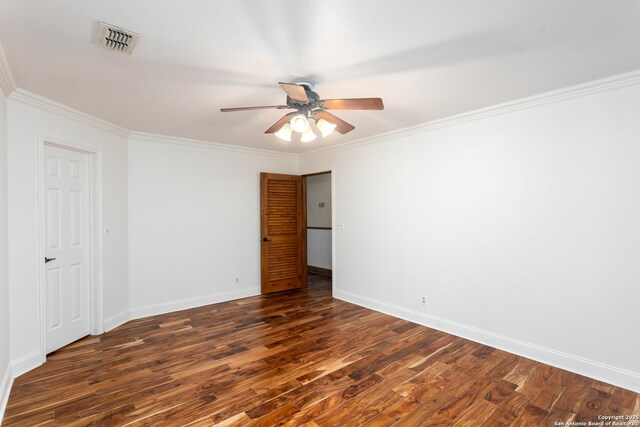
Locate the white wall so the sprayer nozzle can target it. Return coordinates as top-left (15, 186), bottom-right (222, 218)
top-left (306, 174), bottom-right (332, 270)
top-left (0, 87), bottom-right (11, 413)
top-left (307, 229), bottom-right (332, 270)
top-left (128, 137), bottom-right (298, 317)
top-left (7, 97), bottom-right (129, 373)
top-left (300, 80), bottom-right (640, 392)
top-left (307, 174), bottom-right (332, 227)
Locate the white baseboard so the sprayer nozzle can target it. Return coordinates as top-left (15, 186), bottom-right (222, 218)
top-left (109, 288), bottom-right (261, 330)
top-left (0, 364), bottom-right (13, 424)
top-left (6, 289), bottom-right (260, 382)
top-left (103, 310), bottom-right (130, 332)
top-left (104, 310), bottom-right (131, 332)
top-left (129, 288), bottom-right (259, 320)
top-left (9, 350), bottom-right (43, 379)
top-left (334, 289), bottom-right (640, 393)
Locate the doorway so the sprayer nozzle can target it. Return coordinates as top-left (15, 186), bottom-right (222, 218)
top-left (304, 172), bottom-right (332, 287)
top-left (259, 171), bottom-right (332, 294)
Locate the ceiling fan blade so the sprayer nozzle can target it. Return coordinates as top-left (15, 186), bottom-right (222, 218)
top-left (220, 105), bottom-right (289, 112)
top-left (321, 98), bottom-right (384, 110)
top-left (315, 111), bottom-right (355, 134)
top-left (279, 82), bottom-right (309, 103)
top-left (265, 112), bottom-right (297, 134)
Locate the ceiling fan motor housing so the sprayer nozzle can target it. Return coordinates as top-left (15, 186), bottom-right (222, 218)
top-left (286, 88), bottom-right (321, 110)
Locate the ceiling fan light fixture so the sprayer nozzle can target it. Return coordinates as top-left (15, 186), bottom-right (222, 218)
top-left (290, 113), bottom-right (310, 133)
top-left (274, 123), bottom-right (293, 141)
top-left (221, 81), bottom-right (384, 140)
top-left (301, 127), bottom-right (317, 143)
top-left (316, 118), bottom-right (336, 137)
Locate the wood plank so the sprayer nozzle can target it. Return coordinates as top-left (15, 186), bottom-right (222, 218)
top-left (307, 265), bottom-right (332, 278)
top-left (3, 275), bottom-right (638, 426)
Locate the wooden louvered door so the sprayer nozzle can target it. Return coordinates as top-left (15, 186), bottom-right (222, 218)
top-left (260, 173), bottom-right (307, 293)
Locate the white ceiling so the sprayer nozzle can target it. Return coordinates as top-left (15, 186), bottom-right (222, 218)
top-left (1, 0), bottom-right (639, 153)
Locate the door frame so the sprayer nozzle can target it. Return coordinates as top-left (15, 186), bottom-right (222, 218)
top-left (301, 170), bottom-right (333, 286)
top-left (36, 136), bottom-right (104, 361)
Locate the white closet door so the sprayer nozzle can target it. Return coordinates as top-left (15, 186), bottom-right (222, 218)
top-left (44, 145), bottom-right (91, 353)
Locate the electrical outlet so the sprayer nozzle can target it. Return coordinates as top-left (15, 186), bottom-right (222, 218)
top-left (235, 277), bottom-right (240, 284)
top-left (421, 295), bottom-right (427, 305)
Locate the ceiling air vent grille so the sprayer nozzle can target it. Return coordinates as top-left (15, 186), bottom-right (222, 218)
top-left (94, 22), bottom-right (140, 54)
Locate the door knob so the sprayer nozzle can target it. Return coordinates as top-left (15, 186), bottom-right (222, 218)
top-left (262, 237), bottom-right (270, 242)
top-left (45, 257), bottom-right (56, 263)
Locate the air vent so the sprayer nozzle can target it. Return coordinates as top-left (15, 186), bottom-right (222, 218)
top-left (94, 22), bottom-right (140, 54)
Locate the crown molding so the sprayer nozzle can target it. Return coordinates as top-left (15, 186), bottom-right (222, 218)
top-left (5, 68), bottom-right (640, 159)
top-left (9, 89), bottom-right (129, 137)
top-left (0, 41), bottom-right (17, 96)
top-left (7, 88), bottom-right (298, 158)
top-left (299, 69), bottom-right (640, 158)
top-left (128, 131), bottom-right (298, 158)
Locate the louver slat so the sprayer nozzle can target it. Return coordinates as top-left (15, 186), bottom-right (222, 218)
top-left (94, 22), bottom-right (140, 55)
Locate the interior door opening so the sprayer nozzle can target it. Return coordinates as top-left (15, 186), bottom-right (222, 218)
top-left (259, 171), bottom-right (332, 294)
top-left (304, 172), bottom-right (332, 288)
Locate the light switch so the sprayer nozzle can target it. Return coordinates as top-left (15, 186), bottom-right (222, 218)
top-left (336, 223), bottom-right (345, 230)
top-left (104, 226), bottom-right (111, 237)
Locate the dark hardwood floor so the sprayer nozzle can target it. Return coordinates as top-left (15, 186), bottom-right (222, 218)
top-left (4, 275), bottom-right (639, 426)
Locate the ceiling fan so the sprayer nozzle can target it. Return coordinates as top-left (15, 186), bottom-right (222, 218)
top-left (220, 82), bottom-right (384, 142)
